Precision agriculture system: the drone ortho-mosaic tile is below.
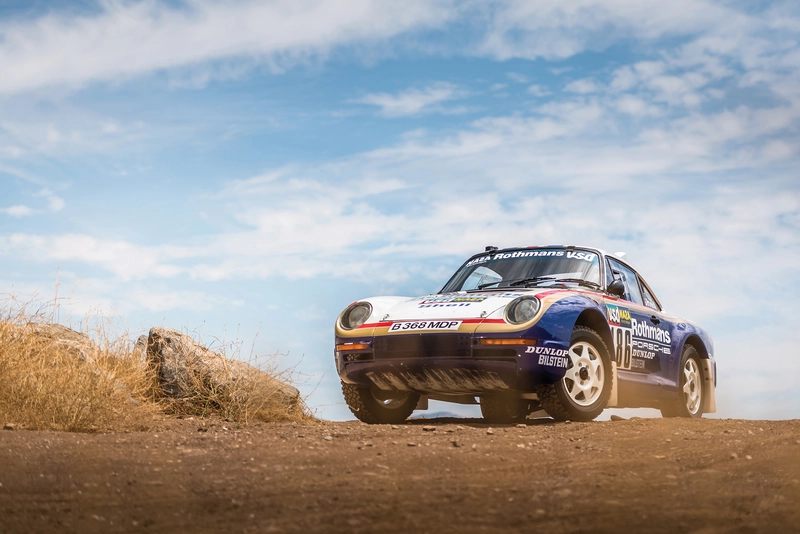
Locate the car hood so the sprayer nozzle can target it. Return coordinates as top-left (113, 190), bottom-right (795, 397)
top-left (363, 291), bottom-right (534, 323)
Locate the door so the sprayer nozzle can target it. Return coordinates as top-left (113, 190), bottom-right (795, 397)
top-left (607, 259), bottom-right (677, 400)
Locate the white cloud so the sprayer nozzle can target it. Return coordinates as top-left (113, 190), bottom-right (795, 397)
top-left (564, 78), bottom-right (600, 94)
top-left (0, 111), bottom-right (147, 157)
top-left (1, 205), bottom-right (34, 217)
top-left (475, 0), bottom-right (743, 61)
top-left (0, 0), bottom-right (774, 100)
top-left (609, 61), bottom-right (715, 107)
top-left (613, 95), bottom-right (663, 117)
top-left (0, 0), bottom-right (454, 95)
top-left (36, 188), bottom-right (65, 212)
top-left (526, 84), bottom-right (551, 97)
top-left (0, 276), bottom-right (229, 321)
top-left (353, 82), bottom-right (463, 117)
top-left (0, 234), bottom-right (196, 281)
top-left (0, 188), bottom-right (64, 217)
top-left (123, 288), bottom-right (224, 313)
top-left (506, 72), bottom-right (529, 83)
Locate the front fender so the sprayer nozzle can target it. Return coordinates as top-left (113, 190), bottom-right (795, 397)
top-left (504, 293), bottom-right (609, 388)
top-left (529, 294), bottom-right (608, 343)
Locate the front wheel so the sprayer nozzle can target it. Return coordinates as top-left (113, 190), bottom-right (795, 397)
top-left (341, 382), bottom-right (419, 424)
top-left (536, 326), bottom-right (613, 422)
top-left (661, 345), bottom-right (704, 418)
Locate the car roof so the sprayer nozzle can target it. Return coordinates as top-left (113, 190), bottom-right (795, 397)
top-left (469, 244), bottom-right (662, 309)
top-left (476, 244), bottom-right (611, 259)
top-left (477, 243), bottom-right (645, 273)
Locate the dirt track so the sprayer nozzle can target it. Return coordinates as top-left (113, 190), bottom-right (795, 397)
top-left (1, 416), bottom-right (798, 533)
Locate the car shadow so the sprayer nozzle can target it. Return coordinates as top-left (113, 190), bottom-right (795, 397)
top-left (404, 416), bottom-right (558, 428)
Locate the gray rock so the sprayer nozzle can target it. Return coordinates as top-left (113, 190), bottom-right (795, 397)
top-left (131, 335), bottom-right (150, 370)
top-left (28, 323), bottom-right (100, 364)
top-left (28, 323), bottom-right (135, 402)
top-left (146, 327), bottom-right (300, 411)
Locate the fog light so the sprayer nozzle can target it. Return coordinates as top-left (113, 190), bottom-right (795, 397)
top-left (479, 338), bottom-right (537, 346)
top-left (336, 343), bottom-right (370, 351)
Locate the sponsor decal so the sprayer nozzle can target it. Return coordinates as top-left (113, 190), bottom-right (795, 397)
top-left (465, 250), bottom-right (595, 266)
top-left (632, 340), bottom-right (671, 356)
top-left (538, 354), bottom-right (569, 368)
top-left (388, 320), bottom-right (462, 332)
top-left (630, 317), bottom-right (671, 344)
top-left (421, 296), bottom-right (487, 304)
top-left (420, 303), bottom-right (473, 308)
top-left (418, 296), bottom-right (487, 308)
top-left (566, 251), bottom-right (595, 262)
top-left (632, 348), bottom-right (656, 360)
top-left (631, 359), bottom-right (646, 369)
top-left (606, 304), bottom-right (631, 327)
top-left (526, 346), bottom-right (569, 357)
top-left (608, 304), bottom-right (633, 369)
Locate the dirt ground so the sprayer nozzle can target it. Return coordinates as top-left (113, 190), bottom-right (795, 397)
top-left (1, 416), bottom-right (798, 534)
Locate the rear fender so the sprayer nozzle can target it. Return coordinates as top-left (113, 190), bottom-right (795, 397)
top-left (700, 359), bottom-right (716, 413)
top-left (681, 333), bottom-right (717, 414)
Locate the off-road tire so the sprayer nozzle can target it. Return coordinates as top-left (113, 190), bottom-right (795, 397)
top-left (341, 382), bottom-right (419, 424)
top-left (480, 395), bottom-right (530, 424)
top-left (660, 345), bottom-right (704, 419)
top-left (536, 326), bottom-right (613, 422)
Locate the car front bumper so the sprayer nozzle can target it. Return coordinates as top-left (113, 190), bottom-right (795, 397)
top-left (336, 332), bottom-right (568, 395)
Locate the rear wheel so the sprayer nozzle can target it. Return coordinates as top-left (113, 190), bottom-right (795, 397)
top-left (661, 345), bottom-right (704, 418)
top-left (480, 395), bottom-right (530, 424)
top-left (536, 326), bottom-right (612, 422)
top-left (341, 382), bottom-right (419, 424)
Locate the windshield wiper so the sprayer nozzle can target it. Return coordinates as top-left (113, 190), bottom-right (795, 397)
top-left (553, 278), bottom-right (601, 289)
top-left (477, 276), bottom-right (555, 289)
top-left (478, 276), bottom-right (600, 290)
top-left (508, 276), bottom-right (557, 287)
top-left (476, 276), bottom-right (545, 289)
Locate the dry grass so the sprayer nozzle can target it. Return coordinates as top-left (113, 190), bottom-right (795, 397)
top-left (155, 332), bottom-right (314, 424)
top-left (0, 303), bottom-right (158, 432)
top-left (0, 299), bottom-right (312, 432)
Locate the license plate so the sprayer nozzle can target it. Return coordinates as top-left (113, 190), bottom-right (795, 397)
top-left (388, 320), bottom-right (462, 332)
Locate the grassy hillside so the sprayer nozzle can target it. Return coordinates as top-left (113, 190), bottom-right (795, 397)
top-left (0, 301), bottom-right (310, 432)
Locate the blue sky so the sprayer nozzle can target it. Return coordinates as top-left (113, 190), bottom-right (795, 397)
top-left (1, 0), bottom-right (798, 421)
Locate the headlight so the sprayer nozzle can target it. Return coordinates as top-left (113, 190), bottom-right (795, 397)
top-left (505, 296), bottom-right (540, 324)
top-left (339, 302), bottom-right (373, 330)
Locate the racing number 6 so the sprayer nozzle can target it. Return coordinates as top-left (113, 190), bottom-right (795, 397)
top-left (623, 330), bottom-right (631, 368)
top-left (614, 327), bottom-right (632, 369)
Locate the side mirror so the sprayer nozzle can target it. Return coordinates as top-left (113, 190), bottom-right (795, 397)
top-left (607, 279), bottom-right (625, 298)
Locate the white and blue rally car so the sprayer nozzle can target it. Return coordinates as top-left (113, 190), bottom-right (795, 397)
top-left (335, 245), bottom-right (716, 424)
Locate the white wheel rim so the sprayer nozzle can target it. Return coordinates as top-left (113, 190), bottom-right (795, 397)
top-left (683, 359), bottom-right (702, 415)
top-left (562, 341), bottom-right (604, 407)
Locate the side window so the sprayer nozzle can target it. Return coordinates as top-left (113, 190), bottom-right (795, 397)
top-left (640, 281), bottom-right (660, 311)
top-left (461, 266), bottom-right (501, 290)
top-left (608, 259), bottom-right (644, 305)
top-left (605, 259), bottom-right (615, 287)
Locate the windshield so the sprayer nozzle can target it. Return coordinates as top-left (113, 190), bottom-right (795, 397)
top-left (440, 248), bottom-right (601, 293)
